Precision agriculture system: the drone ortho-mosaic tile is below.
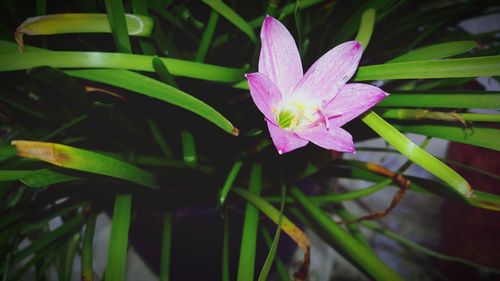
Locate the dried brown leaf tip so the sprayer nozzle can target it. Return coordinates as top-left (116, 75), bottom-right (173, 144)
top-left (11, 140), bottom-right (69, 166)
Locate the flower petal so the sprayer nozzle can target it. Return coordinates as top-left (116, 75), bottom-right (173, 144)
top-left (246, 72), bottom-right (282, 123)
top-left (259, 16), bottom-right (303, 97)
top-left (293, 41), bottom-right (362, 103)
top-left (267, 121), bottom-right (308, 154)
top-left (296, 125), bottom-right (355, 153)
top-left (324, 83), bottom-right (388, 127)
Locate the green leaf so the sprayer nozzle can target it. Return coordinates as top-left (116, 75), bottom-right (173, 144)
top-left (15, 13), bottom-right (153, 51)
top-left (201, 0), bottom-right (256, 42)
top-left (58, 232), bottom-right (80, 281)
top-left (257, 181), bottom-right (285, 281)
top-left (0, 169), bottom-right (79, 188)
top-left (196, 10), bottom-right (219, 62)
top-left (393, 124), bottom-right (500, 151)
top-left (11, 140), bottom-right (159, 189)
top-left (81, 214), bottom-right (96, 281)
top-left (376, 91), bottom-right (500, 109)
top-left (147, 119), bottom-right (174, 159)
top-left (0, 49), bottom-right (246, 83)
top-left (12, 215), bottom-right (84, 265)
top-left (66, 69), bottom-right (238, 135)
top-left (361, 221), bottom-right (500, 274)
top-left (104, 0), bottom-right (132, 53)
top-left (237, 164), bottom-right (262, 281)
top-left (354, 8), bottom-right (376, 49)
top-left (387, 41), bottom-right (477, 63)
top-left (219, 161), bottom-right (244, 206)
top-left (379, 109), bottom-right (500, 122)
top-left (355, 56), bottom-right (500, 80)
top-left (290, 187), bottom-right (404, 281)
top-left (361, 111), bottom-right (472, 197)
top-left (105, 194), bottom-right (132, 281)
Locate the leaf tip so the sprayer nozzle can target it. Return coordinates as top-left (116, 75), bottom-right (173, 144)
top-left (231, 127), bottom-right (240, 136)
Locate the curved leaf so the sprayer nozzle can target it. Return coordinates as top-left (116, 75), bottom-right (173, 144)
top-left (65, 69), bottom-right (238, 135)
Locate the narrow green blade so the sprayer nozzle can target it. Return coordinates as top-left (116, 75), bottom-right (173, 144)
top-left (0, 49), bottom-right (246, 83)
top-left (387, 41), bottom-right (477, 63)
top-left (237, 164), bottom-right (262, 281)
top-left (105, 194), bottom-right (132, 281)
top-left (66, 69), bottom-right (238, 135)
top-left (11, 140), bottom-right (159, 189)
top-left (201, 0), bottom-right (256, 42)
top-left (362, 111), bottom-right (472, 197)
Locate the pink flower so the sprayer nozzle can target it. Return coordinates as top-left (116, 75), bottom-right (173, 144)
top-left (246, 16), bottom-right (388, 154)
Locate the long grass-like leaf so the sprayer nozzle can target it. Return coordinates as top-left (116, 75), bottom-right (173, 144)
top-left (237, 164), bottom-right (262, 281)
top-left (104, 0), bottom-right (132, 53)
top-left (355, 56), bottom-right (500, 80)
top-left (234, 187), bottom-right (310, 280)
top-left (361, 111), bottom-right (473, 197)
top-left (105, 194), bottom-right (132, 281)
top-left (201, 0), bottom-right (256, 42)
top-left (219, 161), bottom-right (244, 206)
top-left (378, 109), bottom-right (500, 122)
top-left (0, 49), bottom-right (245, 83)
top-left (354, 8), bottom-right (376, 49)
top-left (15, 13), bottom-right (153, 51)
top-left (360, 221), bottom-right (500, 274)
top-left (387, 41), bottom-right (477, 63)
top-left (11, 140), bottom-right (159, 188)
top-left (12, 215), bottom-right (84, 265)
top-left (393, 124), bottom-right (500, 151)
top-left (66, 69), bottom-right (239, 135)
top-left (290, 187), bottom-right (403, 281)
top-left (0, 169), bottom-right (79, 187)
top-left (376, 91), bottom-right (500, 109)
top-left (257, 181), bottom-right (285, 281)
top-left (81, 214), bottom-right (96, 281)
top-left (196, 10), bottom-right (219, 62)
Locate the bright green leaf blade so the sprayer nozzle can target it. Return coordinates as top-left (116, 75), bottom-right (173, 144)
top-left (196, 10), bottom-right (219, 62)
top-left (260, 228), bottom-right (292, 281)
top-left (361, 111), bottom-right (472, 197)
top-left (0, 169), bottom-right (79, 187)
top-left (387, 41), bottom-right (477, 63)
top-left (81, 214), bottom-right (96, 281)
top-left (65, 69), bottom-right (238, 135)
top-left (0, 49), bottom-right (245, 83)
top-left (376, 91), bottom-right (500, 109)
top-left (219, 161), bottom-right (244, 206)
top-left (393, 124), bottom-right (500, 151)
top-left (355, 56), bottom-right (500, 80)
top-left (378, 109), bottom-right (500, 122)
top-left (237, 164), bottom-right (262, 281)
top-left (16, 13), bottom-right (153, 45)
top-left (11, 140), bottom-right (159, 189)
top-left (290, 187), bottom-right (404, 281)
top-left (257, 182), bottom-right (285, 281)
top-left (201, 0), bottom-right (256, 42)
top-left (354, 8), bottom-right (376, 49)
top-left (104, 0), bottom-right (132, 53)
top-left (105, 194), bottom-right (132, 281)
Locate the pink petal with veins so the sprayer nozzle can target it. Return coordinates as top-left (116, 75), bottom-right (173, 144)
top-left (246, 72), bottom-right (282, 123)
top-left (259, 16), bottom-right (303, 98)
top-left (293, 41), bottom-right (362, 103)
top-left (296, 125), bottom-right (355, 153)
top-left (324, 83), bottom-right (388, 127)
top-left (267, 121), bottom-right (308, 154)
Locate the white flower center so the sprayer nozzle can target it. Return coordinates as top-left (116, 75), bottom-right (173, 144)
top-left (275, 98), bottom-right (323, 130)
